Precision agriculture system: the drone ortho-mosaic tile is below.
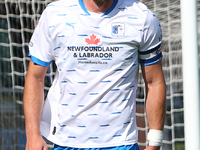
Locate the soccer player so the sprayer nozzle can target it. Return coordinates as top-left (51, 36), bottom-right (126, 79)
top-left (23, 0), bottom-right (166, 150)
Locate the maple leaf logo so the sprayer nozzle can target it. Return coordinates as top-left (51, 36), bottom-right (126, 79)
top-left (85, 34), bottom-right (100, 45)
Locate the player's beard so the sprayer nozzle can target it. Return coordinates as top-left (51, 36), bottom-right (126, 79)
top-left (93, 0), bottom-right (109, 5)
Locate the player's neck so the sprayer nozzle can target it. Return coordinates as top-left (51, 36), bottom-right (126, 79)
top-left (82, 0), bottom-right (115, 14)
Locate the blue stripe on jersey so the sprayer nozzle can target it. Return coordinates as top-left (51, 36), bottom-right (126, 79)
top-left (79, 0), bottom-right (118, 17)
top-left (29, 53), bottom-right (52, 67)
top-left (53, 143), bottom-right (140, 150)
top-left (140, 52), bottom-right (163, 66)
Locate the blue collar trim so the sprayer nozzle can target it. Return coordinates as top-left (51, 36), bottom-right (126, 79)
top-left (78, 0), bottom-right (118, 16)
top-left (79, 0), bottom-right (90, 15)
top-left (102, 0), bottom-right (118, 16)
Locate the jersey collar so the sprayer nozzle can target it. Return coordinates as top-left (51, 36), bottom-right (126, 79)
top-left (78, 0), bottom-right (118, 16)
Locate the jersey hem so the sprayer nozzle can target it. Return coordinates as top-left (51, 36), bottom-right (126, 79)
top-left (41, 130), bottom-right (138, 149)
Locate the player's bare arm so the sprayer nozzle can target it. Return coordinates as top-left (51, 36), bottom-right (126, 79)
top-left (141, 60), bottom-right (166, 150)
top-left (23, 59), bottom-right (49, 150)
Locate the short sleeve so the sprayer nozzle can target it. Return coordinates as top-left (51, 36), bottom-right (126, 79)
top-left (139, 10), bottom-right (163, 66)
top-left (29, 8), bottom-right (54, 67)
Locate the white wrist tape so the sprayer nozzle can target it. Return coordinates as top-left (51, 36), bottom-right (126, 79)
top-left (147, 129), bottom-right (163, 147)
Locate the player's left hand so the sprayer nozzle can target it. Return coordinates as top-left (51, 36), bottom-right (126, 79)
top-left (144, 146), bottom-right (160, 150)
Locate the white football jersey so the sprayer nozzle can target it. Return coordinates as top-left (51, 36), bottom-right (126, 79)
top-left (29, 0), bottom-right (162, 148)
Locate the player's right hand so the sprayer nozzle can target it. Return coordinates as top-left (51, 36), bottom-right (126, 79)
top-left (25, 135), bottom-right (48, 150)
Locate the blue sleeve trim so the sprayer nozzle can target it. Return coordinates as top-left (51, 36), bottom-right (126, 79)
top-left (139, 43), bottom-right (161, 55)
top-left (29, 54), bottom-right (52, 67)
top-left (140, 52), bottom-right (163, 66)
